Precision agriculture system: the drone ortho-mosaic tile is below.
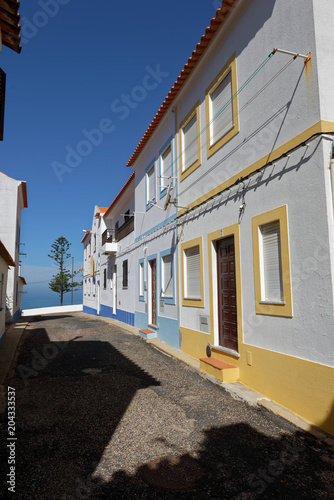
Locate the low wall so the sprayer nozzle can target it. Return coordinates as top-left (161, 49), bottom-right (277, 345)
top-left (22, 304), bottom-right (83, 317)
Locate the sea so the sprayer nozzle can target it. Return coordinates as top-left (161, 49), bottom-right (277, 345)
top-left (22, 283), bottom-right (83, 310)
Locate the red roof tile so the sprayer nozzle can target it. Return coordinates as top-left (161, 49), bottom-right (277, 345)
top-left (126, 0), bottom-right (239, 167)
top-left (19, 276), bottom-right (26, 285)
top-left (0, 239), bottom-right (15, 266)
top-left (81, 231), bottom-right (91, 244)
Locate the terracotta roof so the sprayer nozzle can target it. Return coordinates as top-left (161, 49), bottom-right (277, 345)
top-left (21, 181), bottom-right (27, 208)
top-left (19, 275), bottom-right (26, 285)
top-left (0, 0), bottom-right (22, 54)
top-left (104, 173), bottom-right (135, 218)
top-left (98, 207), bottom-right (108, 213)
top-left (0, 239), bottom-right (15, 266)
top-left (81, 231), bottom-right (91, 244)
top-left (126, 0), bottom-right (239, 167)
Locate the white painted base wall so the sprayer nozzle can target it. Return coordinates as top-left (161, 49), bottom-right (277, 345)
top-left (22, 304), bottom-right (83, 316)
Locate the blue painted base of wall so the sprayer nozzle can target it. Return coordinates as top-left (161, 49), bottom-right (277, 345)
top-left (135, 311), bottom-right (179, 349)
top-left (83, 304), bottom-right (134, 327)
top-left (0, 331), bottom-right (5, 345)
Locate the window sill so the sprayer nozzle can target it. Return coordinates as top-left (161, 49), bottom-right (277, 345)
top-left (212, 345), bottom-right (240, 358)
top-left (259, 300), bottom-right (286, 305)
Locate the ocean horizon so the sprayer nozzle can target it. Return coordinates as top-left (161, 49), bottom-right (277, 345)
top-left (22, 283), bottom-right (83, 310)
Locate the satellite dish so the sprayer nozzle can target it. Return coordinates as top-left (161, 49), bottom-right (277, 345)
top-left (164, 183), bottom-right (172, 210)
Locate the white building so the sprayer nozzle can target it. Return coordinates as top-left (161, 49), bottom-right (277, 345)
top-left (0, 240), bottom-right (15, 341)
top-left (0, 171), bottom-right (27, 322)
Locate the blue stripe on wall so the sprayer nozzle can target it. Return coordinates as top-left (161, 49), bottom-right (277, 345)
top-left (84, 304), bottom-right (134, 327)
top-left (0, 331), bottom-right (5, 345)
top-left (135, 310), bottom-right (179, 349)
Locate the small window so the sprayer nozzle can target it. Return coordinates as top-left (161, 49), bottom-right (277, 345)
top-left (103, 268), bottom-right (107, 290)
top-left (185, 246), bottom-right (201, 299)
top-left (146, 164), bottom-right (155, 207)
top-left (179, 102), bottom-right (201, 181)
top-left (122, 260), bottom-right (128, 288)
top-left (160, 143), bottom-right (172, 193)
top-left (252, 205), bottom-right (292, 317)
top-left (139, 261), bottom-right (144, 297)
top-left (161, 254), bottom-right (173, 298)
top-left (205, 53), bottom-right (239, 158)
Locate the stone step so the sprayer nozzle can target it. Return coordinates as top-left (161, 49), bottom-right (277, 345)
top-left (139, 328), bottom-right (157, 340)
top-left (199, 357), bottom-right (239, 382)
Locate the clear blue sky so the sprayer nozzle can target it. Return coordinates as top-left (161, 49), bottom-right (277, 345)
top-left (0, 0), bottom-right (219, 285)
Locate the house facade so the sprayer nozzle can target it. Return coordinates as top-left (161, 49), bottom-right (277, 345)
top-left (82, 0), bottom-right (334, 435)
top-left (0, 171), bottom-right (27, 322)
top-left (0, 240), bottom-right (15, 341)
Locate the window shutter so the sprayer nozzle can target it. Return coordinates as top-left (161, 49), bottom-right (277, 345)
top-left (147, 166), bottom-right (155, 202)
top-left (182, 113), bottom-right (198, 171)
top-left (161, 144), bottom-right (172, 189)
top-left (261, 221), bottom-right (283, 301)
top-left (123, 260), bottom-right (128, 287)
top-left (185, 246), bottom-right (201, 299)
top-left (210, 72), bottom-right (233, 146)
top-left (162, 254), bottom-right (173, 297)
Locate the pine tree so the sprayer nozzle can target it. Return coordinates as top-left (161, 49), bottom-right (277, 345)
top-left (48, 237), bottom-right (82, 306)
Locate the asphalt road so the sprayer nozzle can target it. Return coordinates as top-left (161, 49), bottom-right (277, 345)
top-left (0, 313), bottom-right (333, 499)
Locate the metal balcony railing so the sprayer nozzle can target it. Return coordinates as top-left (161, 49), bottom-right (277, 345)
top-left (102, 229), bottom-right (113, 246)
top-left (115, 216), bottom-right (134, 241)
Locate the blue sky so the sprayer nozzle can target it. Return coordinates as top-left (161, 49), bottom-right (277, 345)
top-left (0, 0), bottom-right (219, 287)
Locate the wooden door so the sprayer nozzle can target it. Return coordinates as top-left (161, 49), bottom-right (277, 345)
top-left (151, 259), bottom-right (157, 326)
top-left (217, 237), bottom-right (238, 352)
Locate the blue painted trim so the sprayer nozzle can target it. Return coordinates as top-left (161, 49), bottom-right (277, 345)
top-left (135, 214), bottom-right (177, 242)
top-left (145, 160), bottom-right (156, 211)
top-left (159, 135), bottom-right (174, 199)
top-left (138, 258), bottom-right (145, 302)
top-left (147, 253), bottom-right (158, 325)
top-left (83, 305), bottom-right (97, 315)
top-left (12, 308), bottom-right (21, 322)
top-left (135, 311), bottom-right (179, 349)
top-left (159, 248), bottom-right (176, 305)
top-left (99, 303), bottom-right (135, 326)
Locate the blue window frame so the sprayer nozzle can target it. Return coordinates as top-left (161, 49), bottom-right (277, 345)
top-left (160, 248), bottom-right (175, 305)
top-left (159, 136), bottom-right (174, 199)
top-left (138, 258), bottom-right (145, 301)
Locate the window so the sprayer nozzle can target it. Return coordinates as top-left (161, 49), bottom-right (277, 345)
top-left (179, 102), bottom-right (201, 181)
top-left (181, 237), bottom-right (204, 308)
top-left (103, 268), bottom-right (107, 290)
top-left (205, 53), bottom-right (239, 158)
top-left (161, 253), bottom-right (173, 299)
top-left (252, 205), bottom-right (292, 317)
top-left (92, 277), bottom-right (96, 296)
top-left (122, 260), bottom-right (128, 288)
top-left (146, 163), bottom-right (155, 209)
top-left (139, 260), bottom-right (144, 297)
top-left (160, 142), bottom-right (172, 195)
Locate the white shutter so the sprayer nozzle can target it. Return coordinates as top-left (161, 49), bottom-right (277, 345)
top-left (162, 254), bottom-right (173, 297)
top-left (161, 144), bottom-right (172, 189)
top-left (147, 166), bottom-right (155, 202)
top-left (182, 113), bottom-right (198, 171)
top-left (261, 221), bottom-right (283, 301)
top-left (185, 246), bottom-right (201, 299)
top-left (210, 72), bottom-right (233, 146)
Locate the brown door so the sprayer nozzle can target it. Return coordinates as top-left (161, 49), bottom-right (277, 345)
top-left (151, 259), bottom-right (157, 326)
top-left (217, 236), bottom-right (238, 352)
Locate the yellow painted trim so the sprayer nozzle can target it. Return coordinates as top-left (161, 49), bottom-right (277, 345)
top-left (252, 205), bottom-right (292, 317)
top-left (205, 52), bottom-right (239, 159)
top-left (181, 236), bottom-right (204, 308)
top-left (179, 101), bottom-right (201, 182)
top-left (181, 325), bottom-right (214, 359)
top-left (178, 120), bottom-right (334, 216)
top-left (207, 223), bottom-right (243, 351)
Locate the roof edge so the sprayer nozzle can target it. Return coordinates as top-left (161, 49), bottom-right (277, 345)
top-left (103, 172), bottom-right (135, 218)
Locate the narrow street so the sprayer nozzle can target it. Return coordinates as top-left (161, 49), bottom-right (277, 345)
top-left (1, 313), bottom-right (333, 499)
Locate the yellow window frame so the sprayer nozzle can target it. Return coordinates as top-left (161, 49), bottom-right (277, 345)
top-left (205, 53), bottom-right (239, 159)
top-left (252, 205), bottom-right (292, 317)
top-left (181, 236), bottom-right (204, 308)
top-left (179, 101), bottom-right (201, 182)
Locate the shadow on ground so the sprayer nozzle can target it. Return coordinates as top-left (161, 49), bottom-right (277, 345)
top-left (0, 320), bottom-right (333, 499)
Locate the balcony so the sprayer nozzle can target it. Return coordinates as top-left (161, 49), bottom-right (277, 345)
top-left (102, 241), bottom-right (119, 255)
top-left (115, 216), bottom-right (134, 241)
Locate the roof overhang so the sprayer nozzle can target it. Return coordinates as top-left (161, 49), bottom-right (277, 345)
top-left (19, 275), bottom-right (26, 285)
top-left (0, 1), bottom-right (22, 54)
top-left (81, 231), bottom-right (91, 244)
top-left (104, 173), bottom-right (135, 218)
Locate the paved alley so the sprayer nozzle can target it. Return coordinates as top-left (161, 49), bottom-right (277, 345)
top-left (1, 313), bottom-right (333, 499)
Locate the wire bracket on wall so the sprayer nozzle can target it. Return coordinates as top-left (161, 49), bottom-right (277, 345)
top-left (273, 48), bottom-right (311, 62)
